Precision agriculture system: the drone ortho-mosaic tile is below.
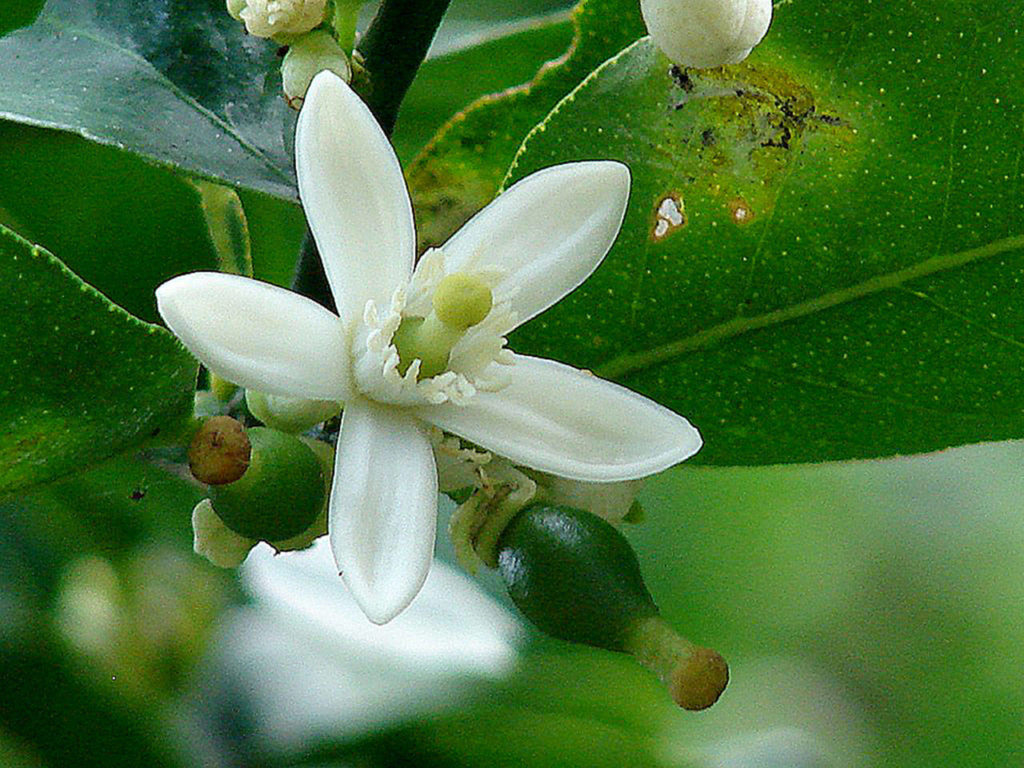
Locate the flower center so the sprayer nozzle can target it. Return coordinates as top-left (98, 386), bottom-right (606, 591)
top-left (392, 273), bottom-right (493, 379)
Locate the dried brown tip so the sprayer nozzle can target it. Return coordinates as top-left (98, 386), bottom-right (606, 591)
top-left (669, 646), bottom-right (729, 711)
top-left (188, 416), bottom-right (251, 485)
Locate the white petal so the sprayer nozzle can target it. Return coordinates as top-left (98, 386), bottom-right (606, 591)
top-left (442, 162), bottom-right (630, 327)
top-left (296, 72), bottom-right (415, 321)
top-left (328, 400), bottom-right (438, 624)
top-left (156, 272), bottom-right (350, 400)
top-left (416, 355), bottom-right (701, 482)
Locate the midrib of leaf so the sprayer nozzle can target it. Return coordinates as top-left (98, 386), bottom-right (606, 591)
top-left (597, 233), bottom-right (1024, 379)
top-left (12, 13), bottom-right (292, 187)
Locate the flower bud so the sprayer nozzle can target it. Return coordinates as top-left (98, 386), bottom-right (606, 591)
top-left (226, 0), bottom-right (247, 21)
top-left (281, 30), bottom-right (352, 109)
top-left (640, 0), bottom-right (772, 69)
top-left (498, 505), bottom-right (728, 710)
top-left (207, 427), bottom-right (326, 542)
top-left (245, 389), bottom-right (341, 432)
top-left (236, 0), bottom-right (327, 41)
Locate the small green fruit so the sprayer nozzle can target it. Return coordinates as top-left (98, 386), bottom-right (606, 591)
top-left (208, 427), bottom-right (325, 542)
top-left (497, 504), bottom-right (728, 710)
top-left (497, 505), bottom-right (658, 650)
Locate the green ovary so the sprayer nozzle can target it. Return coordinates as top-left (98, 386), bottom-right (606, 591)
top-left (393, 273), bottom-right (493, 379)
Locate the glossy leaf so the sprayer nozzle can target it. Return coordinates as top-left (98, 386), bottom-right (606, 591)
top-left (0, 0), bottom-right (296, 200)
top-left (0, 225), bottom-right (197, 496)
top-left (0, 0), bottom-right (43, 35)
top-left (406, 0), bottom-right (645, 249)
top-left (507, 3), bottom-right (1024, 464)
top-left (393, 13), bottom-right (575, 163)
top-left (0, 122), bottom-right (218, 322)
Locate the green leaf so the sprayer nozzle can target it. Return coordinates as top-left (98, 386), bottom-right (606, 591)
top-left (0, 225), bottom-right (197, 496)
top-left (407, 0), bottom-right (645, 249)
top-left (237, 188), bottom-right (308, 287)
top-left (507, 4), bottom-right (1024, 464)
top-left (0, 0), bottom-right (44, 35)
top-left (0, 122), bottom-right (218, 322)
top-left (0, 0), bottom-right (296, 200)
top-left (393, 13), bottom-right (575, 163)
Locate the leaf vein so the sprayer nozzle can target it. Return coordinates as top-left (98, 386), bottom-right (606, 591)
top-left (597, 233), bottom-right (1024, 379)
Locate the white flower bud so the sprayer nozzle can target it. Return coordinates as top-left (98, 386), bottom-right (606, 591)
top-left (281, 31), bottom-right (352, 110)
top-left (192, 499), bottom-right (256, 568)
top-left (640, 0), bottom-right (772, 69)
top-left (226, 0), bottom-right (247, 21)
top-left (238, 0), bottom-right (327, 41)
top-left (245, 388), bottom-right (341, 432)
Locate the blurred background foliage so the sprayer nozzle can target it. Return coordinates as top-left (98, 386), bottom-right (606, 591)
top-left (0, 0), bottom-right (1022, 766)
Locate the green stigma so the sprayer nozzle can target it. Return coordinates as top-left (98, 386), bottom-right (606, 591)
top-left (393, 273), bottom-right (493, 379)
top-left (432, 273), bottom-right (493, 330)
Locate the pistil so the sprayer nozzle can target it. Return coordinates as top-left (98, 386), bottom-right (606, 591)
top-left (393, 273), bottom-right (492, 378)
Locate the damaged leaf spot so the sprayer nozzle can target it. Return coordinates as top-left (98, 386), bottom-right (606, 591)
top-left (652, 194), bottom-right (686, 240)
top-left (728, 197), bottom-right (754, 225)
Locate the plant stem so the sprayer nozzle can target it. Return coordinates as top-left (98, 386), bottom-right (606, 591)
top-left (358, 0), bottom-right (452, 136)
top-left (292, 232), bottom-right (334, 312)
top-left (291, 0), bottom-right (452, 308)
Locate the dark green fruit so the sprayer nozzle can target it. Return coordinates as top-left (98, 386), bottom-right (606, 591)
top-left (497, 504), bottom-right (729, 711)
top-left (208, 427), bottom-right (325, 542)
top-left (497, 505), bottom-right (659, 651)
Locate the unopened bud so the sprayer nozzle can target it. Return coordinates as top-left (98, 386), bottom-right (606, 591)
top-left (641, 0), bottom-right (772, 69)
top-left (237, 0), bottom-right (327, 41)
top-left (189, 416), bottom-right (251, 485)
top-left (282, 30), bottom-right (351, 109)
top-left (245, 389), bottom-right (340, 432)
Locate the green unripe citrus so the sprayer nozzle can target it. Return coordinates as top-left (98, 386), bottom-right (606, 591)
top-left (208, 427), bottom-right (325, 542)
top-left (497, 505), bottom-right (659, 651)
top-left (497, 504), bottom-right (729, 710)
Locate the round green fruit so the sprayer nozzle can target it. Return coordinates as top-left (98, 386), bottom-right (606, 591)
top-left (209, 427), bottom-right (325, 542)
top-left (497, 505), bottom-right (659, 651)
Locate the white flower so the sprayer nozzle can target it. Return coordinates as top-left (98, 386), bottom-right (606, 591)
top-left (236, 0), bottom-right (326, 40)
top-left (214, 540), bottom-right (520, 748)
top-left (156, 72), bottom-right (702, 624)
top-left (640, 0), bottom-right (773, 69)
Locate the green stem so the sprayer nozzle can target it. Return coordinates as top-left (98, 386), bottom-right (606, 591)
top-left (357, 0), bottom-right (452, 136)
top-left (291, 0), bottom-right (452, 308)
top-left (292, 232), bottom-right (334, 313)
